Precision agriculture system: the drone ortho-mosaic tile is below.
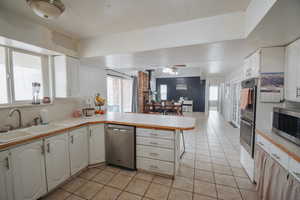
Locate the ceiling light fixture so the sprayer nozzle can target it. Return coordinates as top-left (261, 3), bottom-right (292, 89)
top-left (162, 67), bottom-right (178, 75)
top-left (26, 0), bottom-right (65, 19)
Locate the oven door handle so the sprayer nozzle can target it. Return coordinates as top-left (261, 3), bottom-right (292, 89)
top-left (241, 119), bottom-right (252, 127)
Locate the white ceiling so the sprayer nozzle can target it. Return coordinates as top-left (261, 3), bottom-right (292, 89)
top-left (81, 39), bottom-right (252, 76)
top-left (0, 0), bottom-right (251, 39)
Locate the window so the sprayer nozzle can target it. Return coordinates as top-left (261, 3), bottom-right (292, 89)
top-left (0, 47), bottom-right (8, 104)
top-left (209, 86), bottom-right (219, 101)
top-left (12, 51), bottom-right (43, 101)
top-left (0, 45), bottom-right (49, 105)
top-left (160, 84), bottom-right (167, 100)
top-left (107, 76), bottom-right (133, 112)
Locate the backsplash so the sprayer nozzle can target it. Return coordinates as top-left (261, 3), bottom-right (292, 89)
top-left (0, 98), bottom-right (81, 128)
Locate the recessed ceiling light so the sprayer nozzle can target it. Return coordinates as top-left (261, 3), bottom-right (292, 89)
top-left (26, 0), bottom-right (65, 19)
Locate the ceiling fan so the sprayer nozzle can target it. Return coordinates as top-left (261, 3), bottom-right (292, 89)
top-left (26, 0), bottom-right (65, 19)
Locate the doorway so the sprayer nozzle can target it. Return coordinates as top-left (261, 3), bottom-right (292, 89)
top-left (209, 85), bottom-right (219, 111)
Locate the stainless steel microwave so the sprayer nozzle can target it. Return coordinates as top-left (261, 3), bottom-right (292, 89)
top-left (272, 107), bottom-right (300, 146)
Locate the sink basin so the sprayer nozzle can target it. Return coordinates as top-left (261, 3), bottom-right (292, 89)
top-left (0, 131), bottom-right (33, 143)
top-left (23, 124), bottom-right (64, 135)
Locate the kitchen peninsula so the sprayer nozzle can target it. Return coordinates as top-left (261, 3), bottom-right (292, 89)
top-left (0, 112), bottom-right (195, 200)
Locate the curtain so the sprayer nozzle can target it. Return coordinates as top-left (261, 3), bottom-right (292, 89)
top-left (131, 76), bottom-right (138, 113)
top-left (255, 146), bottom-right (300, 200)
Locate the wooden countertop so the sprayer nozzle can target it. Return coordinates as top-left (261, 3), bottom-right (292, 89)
top-left (256, 129), bottom-right (300, 162)
top-left (0, 112), bottom-right (195, 151)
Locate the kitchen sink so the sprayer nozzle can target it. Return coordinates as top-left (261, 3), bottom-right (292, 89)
top-left (0, 131), bottom-right (33, 143)
top-left (23, 124), bottom-right (64, 135)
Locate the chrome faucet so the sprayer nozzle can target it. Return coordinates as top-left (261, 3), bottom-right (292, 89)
top-left (8, 108), bottom-right (22, 129)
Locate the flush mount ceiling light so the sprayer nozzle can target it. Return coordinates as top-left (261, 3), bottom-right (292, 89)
top-left (26, 0), bottom-right (65, 19)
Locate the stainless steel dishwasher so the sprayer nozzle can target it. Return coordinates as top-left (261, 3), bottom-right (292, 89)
top-left (105, 124), bottom-right (136, 169)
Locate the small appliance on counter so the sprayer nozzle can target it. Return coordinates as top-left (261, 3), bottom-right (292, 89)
top-left (82, 108), bottom-right (95, 117)
top-left (273, 107), bottom-right (300, 146)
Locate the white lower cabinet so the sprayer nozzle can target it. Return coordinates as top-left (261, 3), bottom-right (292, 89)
top-left (89, 124), bottom-right (105, 165)
top-left (69, 127), bottom-right (88, 175)
top-left (136, 128), bottom-right (176, 176)
top-left (0, 151), bottom-right (13, 200)
top-left (11, 140), bottom-right (47, 200)
top-left (45, 133), bottom-right (70, 191)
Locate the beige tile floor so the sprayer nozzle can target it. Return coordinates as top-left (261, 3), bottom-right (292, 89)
top-left (41, 111), bottom-right (259, 200)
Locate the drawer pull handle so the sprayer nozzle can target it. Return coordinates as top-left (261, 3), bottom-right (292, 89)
top-left (149, 153), bottom-right (159, 156)
top-left (258, 142), bottom-right (264, 146)
top-left (150, 165), bottom-right (158, 169)
top-left (272, 153), bottom-right (280, 160)
top-left (47, 143), bottom-right (51, 153)
top-left (150, 142), bottom-right (158, 145)
top-left (5, 157), bottom-right (9, 170)
top-left (151, 133), bottom-right (158, 136)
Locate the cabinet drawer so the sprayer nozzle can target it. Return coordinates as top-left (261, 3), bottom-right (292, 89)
top-left (289, 158), bottom-right (300, 181)
top-left (137, 137), bottom-right (174, 149)
top-left (137, 128), bottom-right (174, 140)
top-left (137, 145), bottom-right (174, 162)
top-left (270, 144), bottom-right (289, 169)
top-left (256, 134), bottom-right (271, 152)
top-left (137, 157), bottom-right (174, 176)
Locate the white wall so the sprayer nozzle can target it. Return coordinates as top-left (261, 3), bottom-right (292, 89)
top-left (0, 8), bottom-right (79, 56)
top-left (79, 12), bottom-right (245, 57)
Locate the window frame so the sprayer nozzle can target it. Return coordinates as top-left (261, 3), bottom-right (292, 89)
top-left (106, 75), bottom-right (133, 113)
top-left (0, 45), bottom-right (50, 106)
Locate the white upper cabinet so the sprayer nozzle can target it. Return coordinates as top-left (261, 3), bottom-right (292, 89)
top-left (54, 55), bottom-right (80, 98)
top-left (0, 151), bottom-right (13, 200)
top-left (244, 50), bottom-right (260, 79)
top-left (69, 127), bottom-right (89, 175)
top-left (45, 133), bottom-right (70, 191)
top-left (11, 140), bottom-right (47, 200)
top-left (89, 124), bottom-right (106, 165)
top-left (285, 39), bottom-right (300, 102)
top-left (243, 47), bottom-right (285, 79)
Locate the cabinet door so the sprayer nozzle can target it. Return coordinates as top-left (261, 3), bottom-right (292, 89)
top-left (11, 140), bottom-right (47, 200)
top-left (285, 42), bottom-right (299, 101)
top-left (69, 127), bottom-right (88, 175)
top-left (89, 124), bottom-right (105, 165)
top-left (54, 55), bottom-right (68, 98)
top-left (66, 56), bottom-right (80, 97)
top-left (45, 133), bottom-right (70, 191)
top-left (0, 151), bottom-right (13, 200)
top-left (295, 40), bottom-right (300, 100)
top-left (251, 51), bottom-right (261, 77)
